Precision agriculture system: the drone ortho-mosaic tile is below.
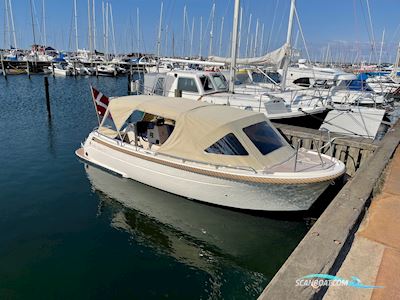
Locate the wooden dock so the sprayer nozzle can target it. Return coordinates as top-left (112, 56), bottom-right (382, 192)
top-left (274, 123), bottom-right (379, 177)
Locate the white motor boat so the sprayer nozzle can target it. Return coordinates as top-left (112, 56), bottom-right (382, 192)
top-left (48, 62), bottom-right (72, 76)
top-left (366, 75), bottom-right (400, 97)
top-left (144, 70), bottom-right (330, 129)
top-left (76, 95), bottom-right (345, 211)
top-left (97, 64), bottom-right (117, 76)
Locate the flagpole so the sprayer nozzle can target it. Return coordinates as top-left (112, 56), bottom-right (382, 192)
top-left (90, 85), bottom-right (101, 126)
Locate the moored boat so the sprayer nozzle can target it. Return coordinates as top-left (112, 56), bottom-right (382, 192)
top-left (76, 95), bottom-right (345, 211)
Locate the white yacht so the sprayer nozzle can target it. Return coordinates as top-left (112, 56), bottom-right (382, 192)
top-left (76, 95), bottom-right (345, 211)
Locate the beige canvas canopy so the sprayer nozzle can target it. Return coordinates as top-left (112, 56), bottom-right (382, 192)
top-left (99, 95), bottom-right (294, 170)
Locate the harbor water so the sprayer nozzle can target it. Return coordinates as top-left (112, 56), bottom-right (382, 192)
top-left (0, 75), bottom-right (312, 299)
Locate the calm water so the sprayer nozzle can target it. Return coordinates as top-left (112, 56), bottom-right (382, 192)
top-left (0, 75), bottom-right (309, 299)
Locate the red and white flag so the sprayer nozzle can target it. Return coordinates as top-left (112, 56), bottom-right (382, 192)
top-left (90, 85), bottom-right (110, 124)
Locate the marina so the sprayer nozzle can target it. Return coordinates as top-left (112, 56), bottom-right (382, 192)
top-left (1, 0), bottom-right (400, 299)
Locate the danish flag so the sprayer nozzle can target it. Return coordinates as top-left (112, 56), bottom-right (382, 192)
top-left (90, 85), bottom-right (110, 124)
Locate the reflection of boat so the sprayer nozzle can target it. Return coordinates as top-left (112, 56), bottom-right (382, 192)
top-left (77, 95), bottom-right (345, 211)
top-left (5, 66), bottom-right (26, 75)
top-left (84, 164), bottom-right (307, 282)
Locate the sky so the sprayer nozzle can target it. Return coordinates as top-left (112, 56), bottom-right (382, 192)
top-left (2, 0), bottom-right (400, 62)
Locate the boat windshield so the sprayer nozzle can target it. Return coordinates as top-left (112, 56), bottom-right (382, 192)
top-left (243, 121), bottom-right (284, 155)
top-left (235, 73), bottom-right (252, 85)
top-left (211, 74), bottom-right (228, 91)
top-left (199, 75), bottom-right (215, 93)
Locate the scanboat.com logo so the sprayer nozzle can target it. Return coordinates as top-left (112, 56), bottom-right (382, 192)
top-left (296, 274), bottom-right (384, 289)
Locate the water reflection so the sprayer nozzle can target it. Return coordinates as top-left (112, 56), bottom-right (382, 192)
top-left (84, 163), bottom-right (307, 292)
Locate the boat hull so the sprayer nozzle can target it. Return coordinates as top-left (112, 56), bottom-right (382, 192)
top-left (77, 138), bottom-right (333, 212)
top-left (271, 109), bottom-right (330, 129)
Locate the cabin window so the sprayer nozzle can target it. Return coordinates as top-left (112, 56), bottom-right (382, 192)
top-left (205, 133), bottom-right (248, 156)
top-left (154, 77), bottom-right (165, 95)
top-left (212, 75), bottom-right (228, 90)
top-left (177, 77), bottom-right (198, 93)
top-left (199, 75), bottom-right (214, 91)
top-left (243, 122), bottom-right (284, 155)
top-left (293, 77), bottom-right (310, 87)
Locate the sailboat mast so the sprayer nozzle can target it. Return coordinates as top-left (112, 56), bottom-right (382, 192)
top-left (156, 1), bottom-right (163, 59)
top-left (254, 18), bottom-right (259, 57)
top-left (218, 17), bottom-right (224, 56)
top-left (228, 0), bottom-right (240, 93)
top-left (164, 24), bottom-right (168, 56)
top-left (93, 0), bottom-right (96, 50)
top-left (105, 2), bottom-right (108, 58)
top-left (238, 6), bottom-right (242, 57)
top-left (182, 5), bottom-right (186, 56)
top-left (8, 0), bottom-right (17, 48)
top-left (393, 42), bottom-right (400, 76)
top-left (88, 0), bottom-right (92, 54)
top-left (136, 7), bottom-right (140, 54)
top-left (109, 3), bottom-right (116, 55)
top-left (378, 28), bottom-right (385, 66)
top-left (208, 2), bottom-right (215, 56)
top-left (245, 13), bottom-right (252, 57)
top-left (29, 0), bottom-right (36, 45)
top-left (199, 16), bottom-right (203, 57)
top-left (189, 18), bottom-right (194, 57)
top-left (259, 23), bottom-right (264, 56)
top-left (172, 31), bottom-right (175, 57)
top-left (4, 0), bottom-right (10, 48)
top-left (42, 0), bottom-right (46, 45)
top-left (102, 1), bottom-right (105, 51)
top-left (280, 0), bottom-right (296, 92)
top-left (74, 0), bottom-right (79, 51)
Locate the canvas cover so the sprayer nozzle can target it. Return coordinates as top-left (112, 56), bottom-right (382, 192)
top-left (208, 43), bottom-right (289, 67)
top-left (99, 95), bottom-right (294, 170)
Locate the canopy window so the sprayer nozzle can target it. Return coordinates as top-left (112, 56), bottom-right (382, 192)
top-left (243, 121), bottom-right (285, 155)
top-left (205, 133), bottom-right (248, 156)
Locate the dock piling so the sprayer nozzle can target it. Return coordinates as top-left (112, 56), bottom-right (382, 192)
top-left (44, 77), bottom-right (51, 118)
top-left (26, 61), bottom-right (30, 79)
top-left (127, 72), bottom-right (132, 94)
top-left (0, 54), bottom-right (7, 79)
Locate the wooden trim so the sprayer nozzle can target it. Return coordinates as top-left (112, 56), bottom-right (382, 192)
top-left (85, 137), bottom-right (344, 185)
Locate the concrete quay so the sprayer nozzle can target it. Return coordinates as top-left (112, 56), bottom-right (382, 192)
top-left (324, 148), bottom-right (400, 299)
top-left (259, 120), bottom-right (400, 300)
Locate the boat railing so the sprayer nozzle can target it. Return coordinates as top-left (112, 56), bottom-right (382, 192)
top-left (153, 151), bottom-right (259, 174)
